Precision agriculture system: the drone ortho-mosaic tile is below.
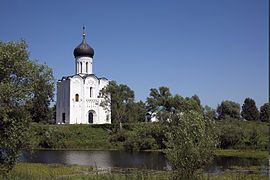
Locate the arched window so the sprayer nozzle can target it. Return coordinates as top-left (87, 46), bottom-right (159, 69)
top-left (75, 94), bottom-right (79, 102)
top-left (80, 62), bottom-right (82, 73)
top-left (90, 87), bottom-right (92, 97)
top-left (86, 62), bottom-right (88, 73)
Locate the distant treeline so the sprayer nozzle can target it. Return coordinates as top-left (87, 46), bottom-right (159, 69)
top-left (100, 81), bottom-right (268, 125)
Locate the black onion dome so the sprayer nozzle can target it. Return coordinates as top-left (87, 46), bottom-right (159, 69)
top-left (73, 39), bottom-right (94, 58)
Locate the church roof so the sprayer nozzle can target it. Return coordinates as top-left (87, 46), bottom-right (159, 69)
top-left (73, 26), bottom-right (94, 58)
top-left (59, 74), bottom-right (108, 81)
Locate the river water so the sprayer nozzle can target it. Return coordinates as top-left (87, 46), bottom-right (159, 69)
top-left (20, 150), bottom-right (267, 172)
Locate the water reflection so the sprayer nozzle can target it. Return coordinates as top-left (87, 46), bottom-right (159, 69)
top-left (20, 150), bottom-right (169, 170)
top-left (20, 150), bottom-right (266, 172)
top-left (206, 156), bottom-right (267, 173)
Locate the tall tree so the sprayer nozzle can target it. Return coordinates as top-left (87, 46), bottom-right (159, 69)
top-left (259, 103), bottom-right (269, 122)
top-left (146, 86), bottom-right (173, 113)
top-left (146, 87), bottom-right (176, 122)
top-left (241, 98), bottom-right (259, 121)
top-left (217, 100), bottom-right (240, 120)
top-left (0, 39), bottom-right (55, 175)
top-left (100, 80), bottom-right (134, 131)
top-left (27, 63), bottom-right (55, 123)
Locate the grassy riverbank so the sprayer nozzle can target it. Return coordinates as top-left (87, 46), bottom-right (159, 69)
top-left (1, 163), bottom-right (268, 180)
top-left (30, 123), bottom-right (112, 150)
top-left (30, 120), bottom-right (268, 152)
top-left (214, 149), bottom-right (268, 159)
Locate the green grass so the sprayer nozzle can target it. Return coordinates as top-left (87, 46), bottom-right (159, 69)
top-left (30, 121), bottom-right (269, 151)
top-left (1, 163), bottom-right (93, 180)
top-left (1, 163), bottom-right (268, 180)
top-left (200, 172), bottom-right (268, 180)
top-left (30, 123), bottom-right (113, 150)
top-left (214, 149), bottom-right (268, 159)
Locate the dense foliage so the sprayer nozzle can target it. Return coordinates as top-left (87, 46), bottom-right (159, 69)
top-left (165, 111), bottom-right (218, 178)
top-left (0, 40), bottom-right (54, 175)
top-left (26, 64), bottom-right (55, 124)
top-left (100, 81), bottom-right (146, 130)
top-left (216, 117), bottom-right (268, 150)
top-left (241, 98), bottom-right (259, 121)
top-left (217, 101), bottom-right (241, 120)
top-left (146, 87), bottom-right (203, 124)
top-left (203, 105), bottom-right (216, 120)
top-left (145, 87), bottom-right (217, 178)
top-left (259, 103), bottom-right (269, 122)
top-left (123, 123), bottom-right (167, 151)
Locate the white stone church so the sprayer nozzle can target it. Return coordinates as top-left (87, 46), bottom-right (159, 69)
top-left (56, 27), bottom-right (111, 124)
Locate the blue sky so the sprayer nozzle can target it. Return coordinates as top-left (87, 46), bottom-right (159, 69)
top-left (0, 0), bottom-right (268, 109)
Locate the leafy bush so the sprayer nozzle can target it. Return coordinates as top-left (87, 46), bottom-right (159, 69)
top-left (216, 118), bottom-right (268, 150)
top-left (109, 122), bottom-right (168, 151)
top-left (123, 131), bottom-right (158, 151)
top-left (164, 111), bottom-right (218, 178)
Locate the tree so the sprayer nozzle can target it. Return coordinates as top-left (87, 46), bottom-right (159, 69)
top-left (204, 105), bottom-right (216, 120)
top-left (165, 111), bottom-right (218, 178)
top-left (146, 87), bottom-right (204, 123)
top-left (259, 103), bottom-right (269, 122)
top-left (217, 100), bottom-right (240, 120)
top-left (241, 98), bottom-right (259, 121)
top-left (26, 63), bottom-right (55, 123)
top-left (126, 101), bottom-right (147, 122)
top-left (0, 39), bottom-right (34, 175)
top-left (100, 80), bottom-right (135, 131)
top-left (146, 86), bottom-right (173, 113)
top-left (0, 39), bottom-right (54, 175)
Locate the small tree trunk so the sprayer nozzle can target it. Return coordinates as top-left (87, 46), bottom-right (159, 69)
top-left (119, 121), bottom-right (122, 132)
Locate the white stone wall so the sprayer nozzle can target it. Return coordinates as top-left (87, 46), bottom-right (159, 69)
top-left (70, 76), bottom-right (83, 124)
top-left (56, 74), bottom-right (111, 124)
top-left (56, 78), bottom-right (71, 124)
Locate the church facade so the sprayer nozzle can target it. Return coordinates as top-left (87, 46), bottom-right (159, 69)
top-left (56, 27), bottom-right (111, 124)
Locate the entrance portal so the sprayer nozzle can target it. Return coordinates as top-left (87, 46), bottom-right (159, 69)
top-left (88, 112), bottom-right (93, 124)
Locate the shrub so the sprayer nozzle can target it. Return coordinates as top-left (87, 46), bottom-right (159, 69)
top-left (122, 123), bottom-right (167, 151)
top-left (164, 111), bottom-right (218, 178)
top-left (216, 118), bottom-right (268, 150)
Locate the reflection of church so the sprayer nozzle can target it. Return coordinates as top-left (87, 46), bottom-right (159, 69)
top-left (56, 26), bottom-right (111, 124)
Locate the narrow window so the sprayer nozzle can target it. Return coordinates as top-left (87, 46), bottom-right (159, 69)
top-left (75, 94), bottom-right (79, 102)
top-left (80, 62), bottom-right (82, 73)
top-left (86, 62), bottom-right (88, 73)
top-left (90, 87), bottom-right (92, 98)
top-left (62, 113), bottom-right (65, 123)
